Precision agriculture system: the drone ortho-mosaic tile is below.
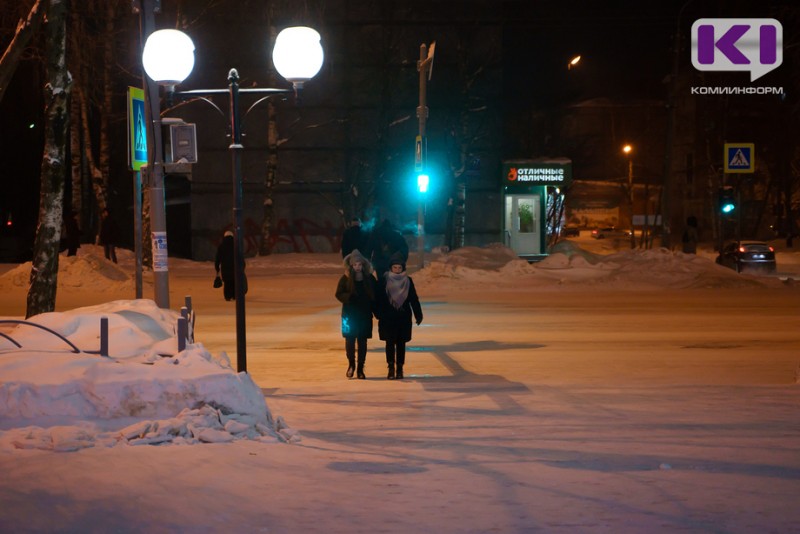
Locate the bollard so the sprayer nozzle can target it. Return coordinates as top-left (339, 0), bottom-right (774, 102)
top-left (184, 295), bottom-right (192, 315)
top-left (177, 317), bottom-right (187, 352)
top-left (100, 317), bottom-right (109, 357)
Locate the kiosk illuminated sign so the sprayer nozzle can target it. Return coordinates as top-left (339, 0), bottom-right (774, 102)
top-left (507, 166), bottom-right (567, 183)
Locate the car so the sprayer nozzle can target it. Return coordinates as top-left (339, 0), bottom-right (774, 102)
top-left (561, 226), bottom-right (580, 237)
top-left (591, 226), bottom-right (631, 239)
top-left (715, 240), bottom-right (776, 274)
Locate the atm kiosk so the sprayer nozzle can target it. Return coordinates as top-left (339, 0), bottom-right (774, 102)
top-left (501, 158), bottom-right (572, 260)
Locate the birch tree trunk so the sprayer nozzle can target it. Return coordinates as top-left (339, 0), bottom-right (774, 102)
top-left (26, 0), bottom-right (71, 318)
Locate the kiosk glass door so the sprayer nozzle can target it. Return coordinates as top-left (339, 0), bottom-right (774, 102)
top-left (505, 194), bottom-right (540, 255)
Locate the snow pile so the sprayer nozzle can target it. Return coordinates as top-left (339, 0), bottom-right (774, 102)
top-left (0, 299), bottom-right (298, 451)
top-left (416, 241), bottom-right (787, 290)
top-left (0, 247), bottom-right (137, 293)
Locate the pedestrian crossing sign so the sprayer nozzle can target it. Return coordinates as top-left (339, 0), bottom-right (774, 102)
top-left (127, 87), bottom-right (148, 171)
top-left (724, 143), bottom-right (755, 173)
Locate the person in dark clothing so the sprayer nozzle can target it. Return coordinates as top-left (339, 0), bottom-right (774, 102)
top-left (98, 208), bottom-right (118, 263)
top-left (215, 231), bottom-right (236, 301)
top-left (335, 249), bottom-right (377, 379)
top-left (341, 217), bottom-right (365, 258)
top-left (682, 215), bottom-right (698, 254)
top-left (63, 211), bottom-right (81, 256)
top-left (375, 252), bottom-right (423, 380)
top-left (369, 219), bottom-right (409, 277)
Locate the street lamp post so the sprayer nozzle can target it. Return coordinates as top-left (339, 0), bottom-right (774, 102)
top-left (143, 27), bottom-right (323, 373)
top-left (623, 144), bottom-right (636, 249)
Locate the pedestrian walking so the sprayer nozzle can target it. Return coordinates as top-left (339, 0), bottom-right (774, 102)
top-left (97, 208), bottom-right (118, 263)
top-left (376, 252), bottom-right (423, 380)
top-left (214, 231), bottom-right (237, 301)
top-left (341, 217), bottom-right (365, 258)
top-left (335, 249), bottom-right (377, 379)
top-left (368, 219), bottom-right (409, 277)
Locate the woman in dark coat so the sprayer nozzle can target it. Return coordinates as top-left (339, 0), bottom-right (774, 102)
top-left (376, 253), bottom-right (422, 379)
top-left (335, 249), bottom-right (377, 379)
top-left (214, 231), bottom-right (236, 301)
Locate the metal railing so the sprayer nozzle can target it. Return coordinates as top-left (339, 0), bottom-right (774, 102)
top-left (0, 295), bottom-right (196, 357)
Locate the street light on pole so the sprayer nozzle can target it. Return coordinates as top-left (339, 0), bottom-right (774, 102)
top-left (567, 55), bottom-right (581, 70)
top-left (142, 26), bottom-right (323, 373)
top-left (622, 144), bottom-right (636, 249)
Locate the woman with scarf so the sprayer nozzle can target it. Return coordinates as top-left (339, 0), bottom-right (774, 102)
top-left (335, 249), bottom-right (377, 379)
top-left (376, 252), bottom-right (423, 379)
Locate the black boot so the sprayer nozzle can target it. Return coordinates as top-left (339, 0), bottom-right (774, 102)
top-left (396, 365), bottom-right (403, 379)
top-left (346, 358), bottom-right (355, 378)
top-left (357, 364), bottom-right (366, 380)
top-left (387, 365), bottom-right (395, 380)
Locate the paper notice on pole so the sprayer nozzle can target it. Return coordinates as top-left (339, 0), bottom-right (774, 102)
top-left (152, 231), bottom-right (169, 272)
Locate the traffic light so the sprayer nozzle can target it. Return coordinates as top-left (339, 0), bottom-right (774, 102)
top-left (417, 173), bottom-right (430, 194)
top-left (719, 186), bottom-right (736, 215)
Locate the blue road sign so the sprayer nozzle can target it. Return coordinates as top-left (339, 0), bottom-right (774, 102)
top-left (724, 143), bottom-right (754, 173)
top-left (128, 87), bottom-right (147, 171)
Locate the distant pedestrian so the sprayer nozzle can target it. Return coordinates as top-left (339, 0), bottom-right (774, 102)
top-left (214, 231), bottom-right (237, 301)
top-left (335, 249), bottom-right (377, 379)
top-left (97, 208), bottom-right (118, 263)
top-left (341, 217), bottom-right (365, 258)
top-left (368, 219), bottom-right (409, 277)
top-left (682, 215), bottom-right (698, 254)
top-left (376, 252), bottom-right (422, 380)
top-left (63, 210), bottom-right (81, 256)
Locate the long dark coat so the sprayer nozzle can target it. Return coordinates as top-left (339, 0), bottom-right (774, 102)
top-left (214, 235), bottom-right (235, 281)
top-left (335, 259), bottom-right (377, 339)
top-left (376, 273), bottom-right (422, 343)
top-left (368, 220), bottom-right (409, 276)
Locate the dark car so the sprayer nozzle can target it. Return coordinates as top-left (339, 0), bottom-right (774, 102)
top-left (716, 240), bottom-right (776, 273)
top-left (561, 226), bottom-right (580, 237)
top-left (591, 226), bottom-right (631, 239)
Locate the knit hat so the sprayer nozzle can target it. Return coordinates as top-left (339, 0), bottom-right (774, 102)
top-left (389, 252), bottom-right (406, 270)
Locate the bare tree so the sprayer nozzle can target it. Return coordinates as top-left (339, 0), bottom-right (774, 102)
top-left (0, 0), bottom-right (46, 107)
top-left (26, 0), bottom-right (70, 317)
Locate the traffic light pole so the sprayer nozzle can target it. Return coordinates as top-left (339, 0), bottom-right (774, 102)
top-left (416, 42), bottom-right (434, 271)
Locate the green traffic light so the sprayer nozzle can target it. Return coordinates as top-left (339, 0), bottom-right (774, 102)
top-left (721, 203), bottom-right (735, 213)
top-left (417, 173), bottom-right (429, 193)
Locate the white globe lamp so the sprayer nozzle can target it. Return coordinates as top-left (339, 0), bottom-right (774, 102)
top-left (272, 27), bottom-right (324, 90)
top-left (142, 29), bottom-right (196, 87)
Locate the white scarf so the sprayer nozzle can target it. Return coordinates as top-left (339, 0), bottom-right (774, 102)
top-left (384, 271), bottom-right (409, 309)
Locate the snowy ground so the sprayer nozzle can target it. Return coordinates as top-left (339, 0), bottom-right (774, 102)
top-left (1, 239), bottom-right (799, 533)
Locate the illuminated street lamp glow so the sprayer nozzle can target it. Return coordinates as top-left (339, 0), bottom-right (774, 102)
top-left (568, 55), bottom-right (581, 69)
top-left (272, 27), bottom-right (324, 89)
top-left (142, 29), bottom-right (196, 86)
top-left (622, 144), bottom-right (633, 155)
